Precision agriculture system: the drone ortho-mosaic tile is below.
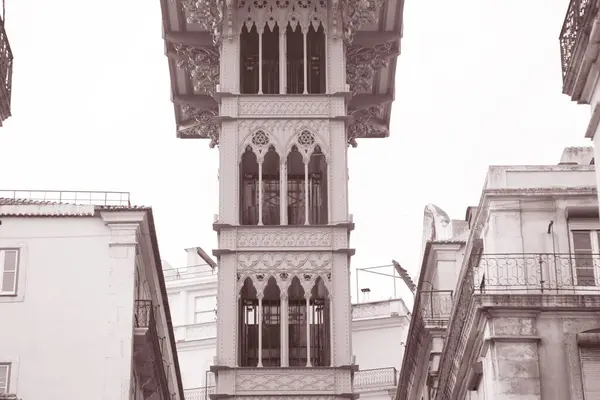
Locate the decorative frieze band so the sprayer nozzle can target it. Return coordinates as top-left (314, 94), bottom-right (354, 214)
top-left (235, 368), bottom-right (335, 391)
top-left (238, 230), bottom-right (332, 248)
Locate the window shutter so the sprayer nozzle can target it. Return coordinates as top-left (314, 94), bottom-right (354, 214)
top-left (581, 348), bottom-right (600, 399)
top-left (1, 250), bottom-right (17, 293)
top-left (0, 364), bottom-right (9, 393)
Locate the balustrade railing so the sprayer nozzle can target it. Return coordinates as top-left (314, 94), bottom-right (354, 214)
top-left (420, 290), bottom-right (453, 326)
top-left (354, 367), bottom-right (397, 390)
top-left (184, 386), bottom-right (215, 400)
top-left (560, 0), bottom-right (598, 88)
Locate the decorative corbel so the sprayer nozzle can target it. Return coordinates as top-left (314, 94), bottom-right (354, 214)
top-left (178, 105), bottom-right (221, 147)
top-left (347, 104), bottom-right (387, 147)
top-left (341, 0), bottom-right (384, 45)
top-left (175, 44), bottom-right (220, 97)
top-left (181, 0), bottom-right (226, 45)
top-left (346, 42), bottom-right (394, 94)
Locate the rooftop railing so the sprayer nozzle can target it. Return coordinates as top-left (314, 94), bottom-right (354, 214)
top-left (163, 264), bottom-right (217, 282)
top-left (184, 386), bottom-right (215, 400)
top-left (0, 15), bottom-right (12, 126)
top-left (0, 190), bottom-right (131, 206)
top-left (559, 0), bottom-right (598, 90)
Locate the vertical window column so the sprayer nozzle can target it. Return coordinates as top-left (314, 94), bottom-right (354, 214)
top-left (280, 291), bottom-right (289, 366)
top-left (258, 27), bottom-right (264, 94)
top-left (304, 160), bottom-right (309, 225)
top-left (305, 292), bottom-right (312, 367)
top-left (258, 158), bottom-right (264, 226)
top-left (328, 294), bottom-right (334, 366)
top-left (302, 29), bottom-right (308, 94)
top-left (257, 292), bottom-right (264, 367)
top-left (279, 29), bottom-right (287, 94)
top-left (280, 160), bottom-right (288, 225)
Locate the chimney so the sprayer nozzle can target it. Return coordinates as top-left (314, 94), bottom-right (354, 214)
top-left (558, 147), bottom-right (594, 165)
top-left (360, 288), bottom-right (371, 302)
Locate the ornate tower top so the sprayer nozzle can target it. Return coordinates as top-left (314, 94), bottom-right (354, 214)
top-left (159, 0), bottom-right (404, 147)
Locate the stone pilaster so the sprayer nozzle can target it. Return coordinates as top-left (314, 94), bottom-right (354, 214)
top-left (481, 311), bottom-right (542, 400)
top-left (100, 211), bottom-right (146, 400)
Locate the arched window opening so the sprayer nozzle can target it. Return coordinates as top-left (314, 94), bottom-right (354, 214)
top-left (240, 25), bottom-right (259, 94)
top-left (307, 24), bottom-right (326, 94)
top-left (309, 277), bottom-right (330, 367)
top-left (308, 146), bottom-right (328, 225)
top-left (286, 24), bottom-right (304, 94)
top-left (262, 25), bottom-right (280, 94)
top-left (287, 146), bottom-right (306, 225)
top-left (262, 277), bottom-right (281, 366)
top-left (288, 277), bottom-right (307, 366)
top-left (239, 278), bottom-right (258, 367)
top-left (240, 147), bottom-right (259, 225)
top-left (262, 146), bottom-right (281, 225)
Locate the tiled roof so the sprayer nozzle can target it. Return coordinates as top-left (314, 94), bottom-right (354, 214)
top-left (0, 197), bottom-right (152, 217)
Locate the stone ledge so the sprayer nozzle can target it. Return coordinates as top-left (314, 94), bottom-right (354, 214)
top-left (477, 293), bottom-right (600, 310)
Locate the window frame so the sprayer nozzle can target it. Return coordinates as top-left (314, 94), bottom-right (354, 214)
top-left (568, 219), bottom-right (600, 287)
top-left (0, 363), bottom-right (10, 394)
top-left (194, 295), bottom-right (217, 324)
top-left (0, 249), bottom-right (19, 296)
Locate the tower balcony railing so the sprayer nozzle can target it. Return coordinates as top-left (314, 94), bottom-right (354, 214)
top-left (560, 0), bottom-right (598, 91)
top-left (437, 252), bottom-right (600, 399)
top-left (0, 15), bottom-right (12, 126)
top-left (353, 367), bottom-right (398, 391)
top-left (183, 385), bottom-right (215, 400)
top-left (133, 300), bottom-right (171, 399)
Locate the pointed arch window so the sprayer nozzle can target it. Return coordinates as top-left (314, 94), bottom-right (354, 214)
top-left (240, 147), bottom-right (259, 225)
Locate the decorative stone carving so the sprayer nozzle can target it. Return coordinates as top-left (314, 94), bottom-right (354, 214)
top-left (235, 369), bottom-right (335, 391)
top-left (347, 105), bottom-right (387, 147)
top-left (182, 0), bottom-right (225, 45)
top-left (238, 98), bottom-right (331, 117)
top-left (346, 42), bottom-right (394, 94)
top-left (178, 105), bottom-right (221, 147)
top-left (237, 230), bottom-right (333, 248)
top-left (175, 44), bottom-right (220, 96)
top-left (351, 301), bottom-right (390, 319)
top-left (237, 252), bottom-right (332, 273)
top-left (237, 0), bottom-right (327, 34)
top-left (234, 397), bottom-right (335, 400)
top-left (340, 0), bottom-right (384, 44)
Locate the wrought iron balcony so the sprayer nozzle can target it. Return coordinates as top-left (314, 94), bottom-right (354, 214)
top-left (0, 15), bottom-right (11, 126)
top-left (133, 300), bottom-right (170, 399)
top-left (419, 290), bottom-right (453, 327)
top-left (183, 386), bottom-right (215, 400)
top-left (559, 0), bottom-right (598, 92)
top-left (353, 367), bottom-right (398, 391)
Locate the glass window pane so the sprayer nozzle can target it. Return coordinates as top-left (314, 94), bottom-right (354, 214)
top-left (573, 231), bottom-right (593, 252)
top-left (3, 250), bottom-right (16, 272)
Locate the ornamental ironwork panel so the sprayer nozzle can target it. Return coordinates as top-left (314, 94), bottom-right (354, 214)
top-left (420, 290), bottom-right (453, 327)
top-left (559, 0), bottom-right (598, 86)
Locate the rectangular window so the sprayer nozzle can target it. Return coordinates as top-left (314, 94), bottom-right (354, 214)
top-left (0, 250), bottom-right (19, 295)
top-left (580, 347), bottom-right (600, 399)
top-left (194, 296), bottom-right (217, 324)
top-left (0, 363), bottom-right (10, 393)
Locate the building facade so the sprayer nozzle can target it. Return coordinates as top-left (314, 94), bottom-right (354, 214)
top-left (165, 253), bottom-right (409, 400)
top-left (397, 148), bottom-right (600, 399)
top-left (0, 190), bottom-right (184, 400)
top-left (158, 0), bottom-right (405, 399)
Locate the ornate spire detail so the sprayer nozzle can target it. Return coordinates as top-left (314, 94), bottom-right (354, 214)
top-left (181, 0), bottom-right (226, 45)
top-left (341, 0), bottom-right (384, 44)
top-left (347, 105), bottom-right (387, 147)
top-left (178, 105), bottom-right (221, 148)
top-left (346, 42), bottom-right (393, 94)
top-left (175, 44), bottom-right (220, 97)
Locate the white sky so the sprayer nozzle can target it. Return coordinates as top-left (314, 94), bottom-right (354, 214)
top-left (0, 0), bottom-right (591, 302)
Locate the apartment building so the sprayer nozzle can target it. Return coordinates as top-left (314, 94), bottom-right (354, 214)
top-left (397, 148), bottom-right (600, 400)
top-left (0, 190), bottom-right (184, 400)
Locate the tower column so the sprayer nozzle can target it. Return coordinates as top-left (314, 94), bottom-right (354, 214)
top-left (279, 30), bottom-right (287, 94)
top-left (280, 160), bottom-right (288, 225)
top-left (305, 293), bottom-right (312, 367)
top-left (258, 28), bottom-right (264, 94)
top-left (304, 160), bottom-right (309, 225)
top-left (280, 291), bottom-right (289, 367)
top-left (258, 160), bottom-right (264, 226)
top-left (302, 30), bottom-right (308, 94)
top-left (257, 293), bottom-right (264, 367)
top-left (329, 295), bottom-right (334, 366)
